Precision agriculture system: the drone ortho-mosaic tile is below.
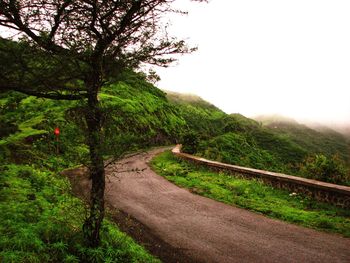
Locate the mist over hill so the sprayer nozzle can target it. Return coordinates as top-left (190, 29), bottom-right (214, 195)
top-left (253, 114), bottom-right (349, 163)
top-left (165, 91), bottom-right (350, 185)
top-left (307, 122), bottom-right (350, 138)
top-left (254, 114), bottom-right (298, 125)
top-left (254, 114), bottom-right (350, 138)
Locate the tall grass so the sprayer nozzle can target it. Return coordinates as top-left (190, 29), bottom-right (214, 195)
top-left (0, 164), bottom-right (159, 263)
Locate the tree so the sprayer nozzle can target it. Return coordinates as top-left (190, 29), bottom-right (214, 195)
top-left (0, 0), bottom-right (203, 247)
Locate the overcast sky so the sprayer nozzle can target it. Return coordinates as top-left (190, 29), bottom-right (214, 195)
top-left (156, 0), bottom-right (350, 125)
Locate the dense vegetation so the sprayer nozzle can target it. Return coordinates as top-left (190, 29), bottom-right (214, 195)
top-left (0, 0), bottom-right (200, 247)
top-left (0, 164), bottom-right (159, 263)
top-left (151, 151), bottom-right (350, 237)
top-left (0, 72), bottom-right (185, 262)
top-left (0, 71), bottom-right (185, 164)
top-left (1, 64), bottom-right (349, 261)
top-left (256, 115), bottom-right (350, 163)
top-left (166, 92), bottom-right (350, 185)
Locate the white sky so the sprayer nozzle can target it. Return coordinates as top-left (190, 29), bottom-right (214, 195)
top-left (156, 0), bottom-right (350, 125)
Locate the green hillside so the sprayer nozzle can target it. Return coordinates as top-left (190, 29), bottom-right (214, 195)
top-left (1, 70), bottom-right (349, 261)
top-left (0, 72), bottom-right (185, 262)
top-left (165, 91), bottom-right (225, 137)
top-left (165, 91), bottom-right (350, 185)
top-left (0, 71), bottom-right (185, 163)
top-left (255, 115), bottom-right (350, 164)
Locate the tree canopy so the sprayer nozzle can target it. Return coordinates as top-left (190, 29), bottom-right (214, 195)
top-left (0, 0), bottom-right (199, 98)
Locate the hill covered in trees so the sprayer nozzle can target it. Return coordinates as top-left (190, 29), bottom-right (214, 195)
top-left (166, 92), bottom-right (350, 185)
top-left (255, 115), bottom-right (349, 164)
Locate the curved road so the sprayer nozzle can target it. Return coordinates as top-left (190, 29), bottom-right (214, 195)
top-left (78, 147), bottom-right (350, 262)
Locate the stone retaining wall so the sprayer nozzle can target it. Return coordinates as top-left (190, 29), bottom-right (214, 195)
top-left (172, 145), bottom-right (350, 209)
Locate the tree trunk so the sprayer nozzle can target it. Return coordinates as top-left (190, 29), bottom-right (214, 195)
top-left (83, 80), bottom-right (105, 247)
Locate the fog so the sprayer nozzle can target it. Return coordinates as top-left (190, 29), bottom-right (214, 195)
top-left (156, 0), bottom-right (350, 126)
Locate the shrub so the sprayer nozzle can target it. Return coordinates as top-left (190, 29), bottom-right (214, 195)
top-left (181, 132), bottom-right (199, 154)
top-left (301, 154), bottom-right (349, 185)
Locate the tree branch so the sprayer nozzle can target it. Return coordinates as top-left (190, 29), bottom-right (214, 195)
top-left (0, 83), bottom-right (87, 100)
top-left (48, 0), bottom-right (73, 40)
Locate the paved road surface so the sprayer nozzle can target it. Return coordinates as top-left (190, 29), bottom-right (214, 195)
top-left (83, 147), bottom-right (350, 262)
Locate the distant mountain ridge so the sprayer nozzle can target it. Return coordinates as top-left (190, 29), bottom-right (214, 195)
top-left (164, 91), bottom-right (349, 184)
top-left (254, 114), bottom-right (298, 125)
top-left (254, 114), bottom-right (350, 138)
top-left (164, 90), bottom-right (222, 112)
top-left (308, 122), bottom-right (350, 138)
top-left (253, 115), bottom-right (349, 164)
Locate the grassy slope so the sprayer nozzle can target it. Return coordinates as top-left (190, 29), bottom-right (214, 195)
top-left (151, 151), bottom-right (350, 237)
top-left (0, 72), bottom-right (186, 262)
top-left (256, 115), bottom-right (350, 164)
top-left (0, 164), bottom-right (159, 263)
top-left (165, 91), bottom-right (225, 137)
top-left (166, 91), bottom-right (350, 182)
top-left (100, 73), bottom-right (186, 156)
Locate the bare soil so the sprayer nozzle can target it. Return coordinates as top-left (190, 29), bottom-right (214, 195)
top-left (65, 147), bottom-right (350, 263)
